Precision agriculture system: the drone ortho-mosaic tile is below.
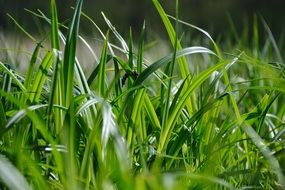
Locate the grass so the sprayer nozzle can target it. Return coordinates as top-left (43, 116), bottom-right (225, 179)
top-left (0, 0), bottom-right (285, 189)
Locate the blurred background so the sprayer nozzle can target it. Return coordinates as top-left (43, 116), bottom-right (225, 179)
top-left (1, 0), bottom-right (285, 38)
top-left (1, 0), bottom-right (284, 72)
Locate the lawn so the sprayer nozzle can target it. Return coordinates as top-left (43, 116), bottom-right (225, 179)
top-left (0, 0), bottom-right (285, 189)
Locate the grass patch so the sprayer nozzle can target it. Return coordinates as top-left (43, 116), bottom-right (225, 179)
top-left (0, 0), bottom-right (285, 189)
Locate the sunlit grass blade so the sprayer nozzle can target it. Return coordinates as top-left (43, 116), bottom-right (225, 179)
top-left (143, 93), bottom-right (161, 129)
top-left (29, 51), bottom-right (53, 102)
top-left (130, 88), bottom-right (146, 142)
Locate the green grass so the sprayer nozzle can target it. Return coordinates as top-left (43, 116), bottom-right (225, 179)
top-left (0, 0), bottom-right (285, 189)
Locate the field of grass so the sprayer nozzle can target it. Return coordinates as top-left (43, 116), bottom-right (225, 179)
top-left (0, 0), bottom-right (285, 189)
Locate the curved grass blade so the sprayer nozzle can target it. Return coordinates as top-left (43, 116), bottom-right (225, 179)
top-left (167, 14), bottom-right (222, 57)
top-left (6, 13), bottom-right (37, 43)
top-left (133, 47), bottom-right (216, 86)
top-left (75, 98), bottom-right (100, 116)
top-left (101, 12), bottom-right (129, 53)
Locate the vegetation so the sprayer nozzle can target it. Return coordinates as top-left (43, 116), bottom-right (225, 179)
top-left (0, 0), bottom-right (285, 189)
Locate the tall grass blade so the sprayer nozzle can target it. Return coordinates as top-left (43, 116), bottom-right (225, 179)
top-left (63, 0), bottom-right (82, 107)
top-left (61, 0), bottom-right (83, 189)
top-left (98, 32), bottom-right (109, 97)
top-left (161, 0), bottom-right (179, 131)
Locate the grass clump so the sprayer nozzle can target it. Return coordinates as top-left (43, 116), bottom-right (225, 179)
top-left (0, 0), bottom-right (285, 189)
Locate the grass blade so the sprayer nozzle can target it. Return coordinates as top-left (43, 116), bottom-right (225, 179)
top-left (137, 22), bottom-right (145, 74)
top-left (29, 51), bottom-right (53, 102)
top-left (0, 100), bottom-right (6, 128)
top-left (50, 0), bottom-right (60, 50)
top-left (143, 93), bottom-right (161, 129)
top-left (98, 31), bottom-right (109, 97)
top-left (63, 0), bottom-right (83, 107)
top-left (23, 42), bottom-right (42, 90)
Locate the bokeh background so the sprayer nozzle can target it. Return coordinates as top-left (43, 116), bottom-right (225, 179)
top-left (1, 0), bottom-right (285, 39)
